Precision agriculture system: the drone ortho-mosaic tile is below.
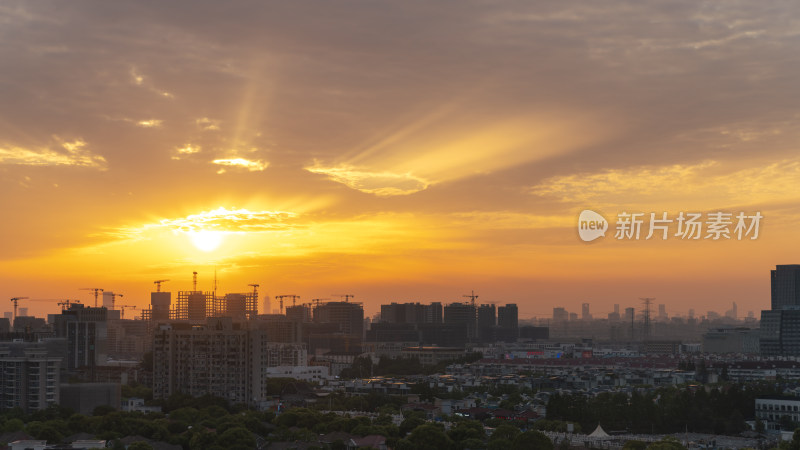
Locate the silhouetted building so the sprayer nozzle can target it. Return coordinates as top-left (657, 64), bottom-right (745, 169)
top-left (477, 304), bottom-right (496, 343)
top-left (0, 342), bottom-right (61, 412)
top-left (224, 293), bottom-right (247, 321)
top-left (153, 317), bottom-right (306, 405)
top-left (444, 303), bottom-right (477, 342)
top-left (762, 265), bottom-right (800, 356)
top-left (313, 302), bottom-right (364, 337)
top-left (772, 265), bottom-right (800, 310)
top-left (52, 304), bottom-right (108, 371)
top-left (286, 305), bottom-right (312, 323)
top-left (150, 292), bottom-right (171, 322)
top-left (497, 304), bottom-right (519, 342)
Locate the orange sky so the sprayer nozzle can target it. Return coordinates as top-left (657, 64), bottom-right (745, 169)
top-left (1, 1), bottom-right (799, 319)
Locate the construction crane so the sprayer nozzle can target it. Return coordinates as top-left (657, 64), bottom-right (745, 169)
top-left (118, 305), bottom-right (138, 320)
top-left (154, 279), bottom-right (170, 292)
top-left (275, 295), bottom-right (292, 314)
top-left (80, 288), bottom-right (104, 307)
top-left (334, 294), bottom-right (354, 303)
top-left (463, 290), bottom-right (479, 307)
top-left (107, 293), bottom-right (123, 310)
top-left (311, 298), bottom-right (328, 307)
top-left (57, 299), bottom-right (81, 310)
top-left (9, 297), bottom-right (28, 322)
top-left (288, 295), bottom-right (300, 307)
top-left (248, 284), bottom-right (260, 299)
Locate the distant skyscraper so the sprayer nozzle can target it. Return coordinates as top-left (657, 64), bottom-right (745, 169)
top-left (613, 304), bottom-right (620, 314)
top-left (444, 303), bottom-right (477, 342)
top-left (497, 304), bottom-right (519, 342)
top-left (150, 292), bottom-right (171, 322)
top-left (102, 291), bottom-right (115, 309)
top-left (581, 303), bottom-right (591, 320)
top-left (771, 265), bottom-right (800, 310)
top-left (624, 307), bottom-right (635, 322)
top-left (762, 265), bottom-right (800, 356)
top-left (477, 304), bottom-right (496, 343)
top-left (658, 304), bottom-right (667, 321)
top-left (18, 307), bottom-right (28, 317)
top-left (313, 301), bottom-right (364, 337)
top-left (224, 293), bottom-right (247, 321)
top-left (3, 312), bottom-right (11, 320)
top-left (553, 307), bottom-right (568, 322)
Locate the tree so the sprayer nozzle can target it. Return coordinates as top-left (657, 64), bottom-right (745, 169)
top-left (623, 440), bottom-right (648, 450)
top-left (399, 415), bottom-right (426, 436)
top-left (215, 427), bottom-right (257, 450)
top-left (127, 442), bottom-right (154, 450)
top-left (512, 430), bottom-right (553, 450)
top-left (405, 423), bottom-right (454, 450)
top-left (490, 424), bottom-right (521, 443)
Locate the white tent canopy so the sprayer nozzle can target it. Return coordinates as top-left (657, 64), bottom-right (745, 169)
top-left (589, 424), bottom-right (611, 438)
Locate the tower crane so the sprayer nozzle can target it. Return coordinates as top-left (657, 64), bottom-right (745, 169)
top-left (118, 305), bottom-right (138, 320)
top-left (57, 299), bottom-right (81, 310)
top-left (248, 284), bottom-right (259, 299)
top-left (334, 294), bottom-right (354, 302)
top-left (80, 288), bottom-right (104, 307)
top-left (9, 297), bottom-right (28, 322)
top-left (154, 280), bottom-right (170, 292)
top-left (275, 295), bottom-right (291, 314)
top-left (463, 290), bottom-right (479, 307)
top-left (107, 293), bottom-right (123, 310)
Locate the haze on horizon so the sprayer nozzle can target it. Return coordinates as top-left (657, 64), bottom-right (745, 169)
top-left (1, 1), bottom-right (799, 319)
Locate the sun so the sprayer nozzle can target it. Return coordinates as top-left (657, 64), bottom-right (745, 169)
top-left (189, 230), bottom-right (224, 252)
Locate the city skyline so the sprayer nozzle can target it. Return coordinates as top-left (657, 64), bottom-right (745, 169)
top-left (3, 1), bottom-right (800, 317)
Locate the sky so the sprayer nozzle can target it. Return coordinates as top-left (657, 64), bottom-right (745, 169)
top-left (1, 1), bottom-right (799, 319)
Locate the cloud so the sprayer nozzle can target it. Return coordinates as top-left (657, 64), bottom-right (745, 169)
top-left (530, 158), bottom-right (800, 210)
top-left (111, 207), bottom-right (298, 240)
top-left (212, 158), bottom-right (268, 173)
top-left (136, 119), bottom-right (163, 128)
top-left (196, 117), bottom-right (220, 131)
top-left (306, 162), bottom-right (430, 196)
top-left (171, 144), bottom-right (201, 160)
top-left (0, 138), bottom-right (106, 169)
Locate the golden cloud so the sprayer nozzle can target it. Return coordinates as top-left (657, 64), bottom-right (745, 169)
top-left (0, 138), bottom-right (107, 169)
top-left (212, 158), bottom-right (268, 173)
top-left (306, 162), bottom-right (430, 196)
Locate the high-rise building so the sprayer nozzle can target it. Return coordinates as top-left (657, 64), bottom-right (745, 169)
top-left (553, 307), bottom-right (568, 322)
top-left (224, 293), bottom-right (247, 321)
top-left (0, 343), bottom-right (61, 412)
top-left (52, 304), bottom-right (108, 371)
top-left (581, 303), bottom-right (591, 320)
top-left (313, 301), bottom-right (364, 337)
top-left (772, 265), bottom-right (800, 310)
top-left (18, 307), bottom-right (28, 317)
top-left (497, 303), bottom-right (519, 342)
top-left (152, 317), bottom-right (306, 405)
top-left (150, 292), bottom-right (171, 322)
top-left (762, 265), bottom-right (800, 356)
top-left (286, 304), bottom-right (312, 323)
top-left (624, 307), bottom-right (635, 322)
top-left (477, 304), bottom-right (496, 343)
top-left (444, 303), bottom-right (477, 342)
top-left (102, 291), bottom-right (115, 309)
top-left (425, 302), bottom-right (443, 324)
top-left (3, 312), bottom-right (11, 321)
